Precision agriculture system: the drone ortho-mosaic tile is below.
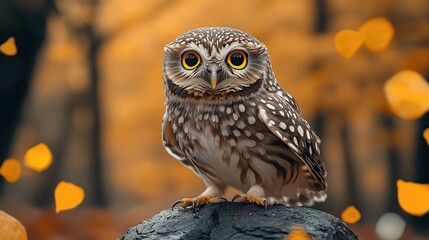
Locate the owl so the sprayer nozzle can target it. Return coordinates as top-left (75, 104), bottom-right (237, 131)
top-left (162, 27), bottom-right (327, 209)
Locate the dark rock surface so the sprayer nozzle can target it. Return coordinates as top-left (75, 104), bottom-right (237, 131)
top-left (121, 202), bottom-right (358, 240)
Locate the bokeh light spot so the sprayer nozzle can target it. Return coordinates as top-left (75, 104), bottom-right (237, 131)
top-left (359, 17), bottom-right (394, 51)
top-left (375, 212), bottom-right (405, 240)
top-left (0, 37), bottom-right (18, 56)
top-left (24, 143), bottom-right (53, 172)
top-left (397, 179), bottom-right (429, 216)
top-left (0, 158), bottom-right (22, 183)
top-left (286, 225), bottom-right (312, 240)
top-left (55, 181), bottom-right (85, 213)
top-left (384, 70), bottom-right (429, 119)
top-left (423, 128), bottom-right (429, 146)
top-left (341, 205), bottom-right (361, 224)
top-left (334, 30), bottom-right (364, 58)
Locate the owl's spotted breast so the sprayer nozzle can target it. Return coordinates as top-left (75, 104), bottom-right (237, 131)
top-left (164, 97), bottom-right (322, 204)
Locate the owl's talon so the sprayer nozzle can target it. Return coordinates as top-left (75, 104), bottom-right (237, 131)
top-left (232, 193), bottom-right (268, 209)
top-left (172, 199), bottom-right (185, 210)
top-left (172, 196), bottom-right (226, 210)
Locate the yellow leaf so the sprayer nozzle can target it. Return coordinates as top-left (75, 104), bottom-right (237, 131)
top-left (359, 17), bottom-right (394, 51)
top-left (0, 37), bottom-right (18, 56)
top-left (0, 158), bottom-right (22, 183)
top-left (397, 179), bottom-right (429, 216)
top-left (286, 225), bottom-right (312, 240)
top-left (0, 210), bottom-right (27, 240)
top-left (55, 181), bottom-right (85, 213)
top-left (423, 128), bottom-right (429, 146)
top-left (341, 205), bottom-right (361, 224)
top-left (384, 70), bottom-right (429, 119)
top-left (334, 30), bottom-right (364, 58)
top-left (24, 143), bottom-right (53, 172)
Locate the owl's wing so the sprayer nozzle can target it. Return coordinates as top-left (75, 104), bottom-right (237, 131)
top-left (257, 92), bottom-right (327, 191)
top-left (162, 113), bottom-right (194, 169)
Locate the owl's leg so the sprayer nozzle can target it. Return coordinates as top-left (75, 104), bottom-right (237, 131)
top-left (232, 185), bottom-right (268, 208)
top-left (172, 184), bottom-right (227, 210)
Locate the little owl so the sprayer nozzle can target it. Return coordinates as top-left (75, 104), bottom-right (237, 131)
top-left (162, 27), bottom-right (327, 209)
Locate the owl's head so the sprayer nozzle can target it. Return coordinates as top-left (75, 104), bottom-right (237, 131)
top-left (163, 27), bottom-right (269, 102)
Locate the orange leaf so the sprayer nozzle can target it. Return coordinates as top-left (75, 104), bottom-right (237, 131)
top-left (334, 30), bottom-right (364, 58)
top-left (423, 128), bottom-right (429, 146)
top-left (359, 17), bottom-right (394, 51)
top-left (0, 158), bottom-right (22, 183)
top-left (384, 70), bottom-right (429, 119)
top-left (24, 143), bottom-right (53, 172)
top-left (286, 225), bottom-right (312, 240)
top-left (0, 37), bottom-right (18, 56)
top-left (397, 179), bottom-right (429, 216)
top-left (0, 210), bottom-right (27, 240)
top-left (341, 205), bottom-right (361, 224)
top-left (55, 181), bottom-right (85, 213)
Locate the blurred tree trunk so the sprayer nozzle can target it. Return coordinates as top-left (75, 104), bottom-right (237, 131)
top-left (0, 0), bottom-right (52, 193)
top-left (86, 25), bottom-right (107, 207)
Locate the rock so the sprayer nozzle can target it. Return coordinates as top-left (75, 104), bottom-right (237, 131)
top-left (0, 210), bottom-right (27, 240)
top-left (121, 202), bottom-right (358, 240)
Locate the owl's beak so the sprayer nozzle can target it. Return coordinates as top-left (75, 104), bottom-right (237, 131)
top-left (207, 64), bottom-right (221, 90)
top-left (211, 73), bottom-right (217, 89)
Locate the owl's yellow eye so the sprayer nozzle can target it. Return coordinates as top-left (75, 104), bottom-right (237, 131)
top-left (227, 50), bottom-right (247, 70)
top-left (181, 51), bottom-right (201, 70)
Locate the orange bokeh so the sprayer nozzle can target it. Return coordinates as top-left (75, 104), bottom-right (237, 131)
top-left (0, 158), bottom-right (22, 183)
top-left (359, 17), bottom-right (394, 52)
top-left (55, 181), bottom-right (85, 213)
top-left (397, 179), bottom-right (429, 216)
top-left (24, 143), bottom-right (53, 172)
top-left (334, 30), bottom-right (364, 58)
top-left (341, 206), bottom-right (361, 224)
top-left (0, 37), bottom-right (17, 56)
top-left (423, 128), bottom-right (429, 146)
top-left (286, 225), bottom-right (312, 240)
top-left (384, 70), bottom-right (429, 119)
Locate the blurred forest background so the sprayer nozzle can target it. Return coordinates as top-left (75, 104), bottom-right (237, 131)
top-left (0, 0), bottom-right (428, 239)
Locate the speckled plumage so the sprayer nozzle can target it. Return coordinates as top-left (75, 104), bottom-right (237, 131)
top-left (162, 27), bottom-right (327, 206)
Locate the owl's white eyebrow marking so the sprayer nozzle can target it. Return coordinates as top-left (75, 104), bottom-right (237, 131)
top-left (186, 42), bottom-right (210, 58)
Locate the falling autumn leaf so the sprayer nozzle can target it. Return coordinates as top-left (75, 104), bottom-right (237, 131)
top-left (397, 179), bottom-right (429, 216)
top-left (0, 158), bottom-right (22, 183)
top-left (55, 181), bottom-right (85, 213)
top-left (0, 37), bottom-right (18, 56)
top-left (384, 70), bottom-right (429, 120)
top-left (0, 210), bottom-right (27, 240)
top-left (341, 205), bottom-right (361, 224)
top-left (423, 128), bottom-right (429, 146)
top-left (286, 225), bottom-right (313, 240)
top-left (359, 17), bottom-right (394, 51)
top-left (334, 30), bottom-right (364, 58)
top-left (24, 143), bottom-right (53, 172)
